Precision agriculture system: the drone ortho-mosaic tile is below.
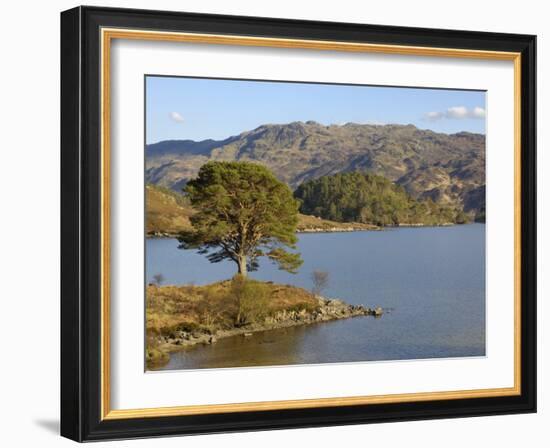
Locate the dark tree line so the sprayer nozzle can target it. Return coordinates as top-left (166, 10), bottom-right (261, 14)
top-left (294, 172), bottom-right (469, 226)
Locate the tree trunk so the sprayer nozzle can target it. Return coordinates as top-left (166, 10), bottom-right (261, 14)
top-left (237, 255), bottom-right (248, 277)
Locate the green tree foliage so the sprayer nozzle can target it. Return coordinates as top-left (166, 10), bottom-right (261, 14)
top-left (178, 161), bottom-right (303, 276)
top-left (294, 172), bottom-right (469, 226)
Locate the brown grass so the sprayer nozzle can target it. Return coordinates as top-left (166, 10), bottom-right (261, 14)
top-left (145, 184), bottom-right (193, 235)
top-left (146, 278), bottom-right (318, 337)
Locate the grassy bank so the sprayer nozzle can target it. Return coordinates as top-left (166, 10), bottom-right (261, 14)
top-left (146, 277), bottom-right (379, 369)
top-left (146, 278), bottom-right (317, 367)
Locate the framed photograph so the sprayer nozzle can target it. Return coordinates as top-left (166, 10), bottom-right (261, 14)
top-left (61, 6), bottom-right (536, 441)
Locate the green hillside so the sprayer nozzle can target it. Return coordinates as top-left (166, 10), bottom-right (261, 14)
top-left (294, 172), bottom-right (470, 226)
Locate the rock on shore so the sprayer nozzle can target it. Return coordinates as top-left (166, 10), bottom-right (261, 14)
top-left (155, 297), bottom-right (383, 355)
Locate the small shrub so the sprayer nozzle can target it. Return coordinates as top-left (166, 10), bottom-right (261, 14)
top-left (311, 270), bottom-right (329, 296)
top-left (152, 273), bottom-right (165, 285)
top-left (230, 276), bottom-right (269, 326)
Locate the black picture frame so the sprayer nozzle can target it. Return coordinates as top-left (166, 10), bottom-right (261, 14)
top-left (61, 5), bottom-right (536, 442)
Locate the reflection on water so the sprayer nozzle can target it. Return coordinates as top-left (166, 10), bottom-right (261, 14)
top-left (147, 224), bottom-right (486, 370)
top-left (163, 326), bottom-right (310, 370)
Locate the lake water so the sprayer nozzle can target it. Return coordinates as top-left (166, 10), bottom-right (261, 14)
top-left (146, 224), bottom-right (486, 370)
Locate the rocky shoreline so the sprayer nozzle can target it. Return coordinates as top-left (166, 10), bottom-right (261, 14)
top-left (297, 226), bottom-right (380, 233)
top-left (147, 223), bottom-right (465, 239)
top-left (397, 222), bottom-right (454, 227)
top-left (152, 297), bottom-right (384, 362)
top-left (147, 227), bottom-right (378, 238)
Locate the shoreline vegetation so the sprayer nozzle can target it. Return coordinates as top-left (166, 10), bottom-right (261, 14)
top-left (146, 278), bottom-right (383, 369)
top-left (145, 183), bottom-right (477, 239)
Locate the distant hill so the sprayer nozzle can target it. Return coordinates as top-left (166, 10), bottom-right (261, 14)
top-left (145, 184), bottom-right (193, 235)
top-left (146, 122), bottom-right (485, 214)
top-left (146, 184), bottom-right (378, 236)
top-left (294, 172), bottom-right (469, 226)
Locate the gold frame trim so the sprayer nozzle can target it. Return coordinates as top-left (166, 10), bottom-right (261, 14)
top-left (100, 28), bottom-right (522, 420)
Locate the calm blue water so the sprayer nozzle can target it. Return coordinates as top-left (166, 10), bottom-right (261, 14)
top-left (146, 224), bottom-right (486, 369)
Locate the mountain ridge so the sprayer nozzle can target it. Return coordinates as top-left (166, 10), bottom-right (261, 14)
top-left (146, 121), bottom-right (485, 213)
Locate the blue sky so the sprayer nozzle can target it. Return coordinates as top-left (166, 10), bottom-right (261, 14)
top-left (146, 76), bottom-right (486, 144)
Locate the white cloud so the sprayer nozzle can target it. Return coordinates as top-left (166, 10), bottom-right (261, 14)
top-left (425, 111), bottom-right (444, 120)
top-left (471, 106), bottom-right (486, 118)
top-left (424, 106), bottom-right (486, 121)
top-left (169, 111), bottom-right (185, 123)
top-left (446, 106), bottom-right (469, 119)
